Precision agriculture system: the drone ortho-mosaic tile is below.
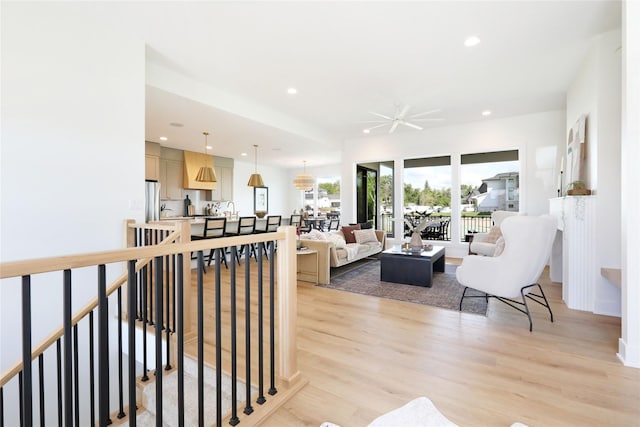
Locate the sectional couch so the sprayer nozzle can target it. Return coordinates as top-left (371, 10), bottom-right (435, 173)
top-left (298, 227), bottom-right (386, 285)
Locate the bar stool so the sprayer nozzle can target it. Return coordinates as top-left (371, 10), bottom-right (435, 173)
top-left (227, 216), bottom-right (257, 264)
top-left (254, 215), bottom-right (281, 260)
top-left (191, 217), bottom-right (228, 270)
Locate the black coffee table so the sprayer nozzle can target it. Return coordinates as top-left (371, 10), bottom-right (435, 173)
top-left (380, 245), bottom-right (445, 287)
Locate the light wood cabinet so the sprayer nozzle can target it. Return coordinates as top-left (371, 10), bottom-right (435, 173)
top-left (145, 154), bottom-right (160, 181)
top-left (211, 165), bottom-right (233, 201)
top-left (145, 141), bottom-right (161, 181)
top-left (160, 159), bottom-right (183, 200)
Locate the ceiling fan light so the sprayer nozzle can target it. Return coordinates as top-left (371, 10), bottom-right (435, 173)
top-left (196, 166), bottom-right (217, 182)
top-left (293, 173), bottom-right (315, 191)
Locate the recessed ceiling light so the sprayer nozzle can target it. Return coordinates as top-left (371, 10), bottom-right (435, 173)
top-left (363, 129), bottom-right (370, 134)
top-left (482, 110), bottom-right (492, 116)
top-left (287, 87), bottom-right (298, 95)
top-left (169, 122), bottom-right (184, 127)
top-left (240, 152), bottom-right (247, 156)
top-left (464, 36), bottom-right (481, 47)
top-left (206, 145), bottom-right (212, 150)
top-left (159, 136), bottom-right (168, 141)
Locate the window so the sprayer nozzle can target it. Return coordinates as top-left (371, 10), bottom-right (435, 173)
top-left (403, 156), bottom-right (451, 240)
top-left (460, 150), bottom-right (519, 240)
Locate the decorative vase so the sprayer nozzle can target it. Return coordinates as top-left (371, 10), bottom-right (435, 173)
top-left (409, 232), bottom-right (423, 251)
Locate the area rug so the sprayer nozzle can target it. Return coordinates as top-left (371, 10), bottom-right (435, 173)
top-left (318, 260), bottom-right (488, 315)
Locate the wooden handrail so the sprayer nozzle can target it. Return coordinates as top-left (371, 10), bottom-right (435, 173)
top-left (0, 227), bottom-right (181, 388)
top-left (0, 232), bottom-right (284, 279)
top-left (0, 228), bottom-right (287, 388)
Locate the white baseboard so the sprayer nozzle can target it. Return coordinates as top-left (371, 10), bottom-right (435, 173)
top-left (618, 338), bottom-right (640, 368)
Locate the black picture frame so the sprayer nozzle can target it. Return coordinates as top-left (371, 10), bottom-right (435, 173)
top-left (254, 186), bottom-right (268, 213)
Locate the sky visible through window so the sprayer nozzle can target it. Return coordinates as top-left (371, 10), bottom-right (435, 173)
top-left (404, 160), bottom-right (519, 190)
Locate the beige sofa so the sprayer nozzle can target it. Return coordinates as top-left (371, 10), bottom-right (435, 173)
top-left (299, 229), bottom-right (386, 285)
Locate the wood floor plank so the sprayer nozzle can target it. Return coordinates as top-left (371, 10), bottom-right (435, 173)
top-left (188, 259), bottom-right (640, 426)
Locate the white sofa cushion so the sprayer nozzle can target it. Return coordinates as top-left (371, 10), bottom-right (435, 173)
top-left (353, 228), bottom-right (378, 244)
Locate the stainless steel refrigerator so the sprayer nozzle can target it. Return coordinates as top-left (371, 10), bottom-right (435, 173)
top-left (145, 180), bottom-right (161, 222)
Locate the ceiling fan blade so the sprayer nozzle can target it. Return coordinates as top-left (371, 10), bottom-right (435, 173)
top-left (410, 118), bottom-right (445, 122)
top-left (369, 111), bottom-right (394, 120)
top-left (389, 121), bottom-right (400, 133)
top-left (356, 120), bottom-right (388, 124)
top-left (398, 104), bottom-right (411, 119)
top-left (402, 121), bottom-right (424, 130)
top-left (366, 123), bottom-right (390, 131)
top-left (409, 108), bottom-right (442, 118)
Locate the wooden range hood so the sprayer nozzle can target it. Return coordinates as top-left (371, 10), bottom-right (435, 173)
top-left (183, 151), bottom-right (217, 190)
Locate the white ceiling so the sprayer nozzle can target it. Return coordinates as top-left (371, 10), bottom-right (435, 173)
top-left (117, 1), bottom-right (622, 168)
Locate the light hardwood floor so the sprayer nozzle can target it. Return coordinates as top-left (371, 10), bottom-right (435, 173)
top-left (188, 257), bottom-right (640, 427)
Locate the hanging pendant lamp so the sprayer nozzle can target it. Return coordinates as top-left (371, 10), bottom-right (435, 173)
top-left (195, 131), bottom-right (217, 182)
top-left (293, 160), bottom-right (314, 191)
top-left (247, 144), bottom-right (265, 187)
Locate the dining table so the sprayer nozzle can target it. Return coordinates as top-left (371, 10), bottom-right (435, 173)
top-left (303, 217), bottom-right (327, 231)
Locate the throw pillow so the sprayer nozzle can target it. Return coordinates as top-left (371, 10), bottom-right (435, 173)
top-left (341, 224), bottom-right (361, 244)
top-left (326, 232), bottom-right (347, 248)
top-left (493, 236), bottom-right (506, 256)
top-left (353, 228), bottom-right (378, 244)
top-left (485, 225), bottom-right (502, 244)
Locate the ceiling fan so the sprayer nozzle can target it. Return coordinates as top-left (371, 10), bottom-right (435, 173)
top-left (360, 104), bottom-right (444, 134)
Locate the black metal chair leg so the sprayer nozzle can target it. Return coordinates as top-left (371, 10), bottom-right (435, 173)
top-left (520, 288), bottom-right (534, 332)
top-left (459, 287), bottom-right (469, 311)
top-left (536, 283), bottom-right (554, 322)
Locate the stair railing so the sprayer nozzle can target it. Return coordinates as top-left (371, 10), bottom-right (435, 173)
top-left (0, 220), bottom-right (300, 426)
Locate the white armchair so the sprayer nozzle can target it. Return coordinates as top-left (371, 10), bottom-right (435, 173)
top-left (457, 214), bottom-right (558, 331)
top-left (469, 210), bottom-right (519, 256)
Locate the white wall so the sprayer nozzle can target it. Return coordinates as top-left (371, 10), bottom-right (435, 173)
top-left (566, 29), bottom-right (622, 316)
top-left (341, 111), bottom-right (565, 257)
top-left (1, 2), bottom-right (145, 423)
top-left (619, 0), bottom-right (640, 368)
top-left (231, 160), bottom-right (290, 217)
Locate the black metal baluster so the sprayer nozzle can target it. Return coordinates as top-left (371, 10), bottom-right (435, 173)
top-left (18, 372), bottom-right (23, 427)
top-left (172, 253), bottom-right (177, 333)
top-left (89, 312), bottom-right (95, 426)
top-left (0, 386), bottom-right (4, 427)
top-left (73, 324), bottom-right (79, 427)
top-left (56, 339), bottom-right (62, 427)
top-left (268, 243), bottom-right (277, 396)
top-left (127, 260), bottom-right (138, 427)
top-left (229, 246), bottom-right (239, 426)
top-left (165, 242), bottom-right (172, 370)
top-left (176, 254), bottom-right (185, 427)
top-left (149, 251), bottom-right (154, 326)
top-left (244, 245), bottom-right (253, 415)
top-left (257, 243), bottom-right (266, 405)
top-left (63, 270), bottom-right (72, 427)
top-left (141, 265), bottom-right (149, 382)
top-left (136, 229), bottom-right (142, 320)
top-left (98, 264), bottom-right (111, 426)
top-left (21, 276), bottom-right (32, 427)
top-left (214, 248), bottom-right (223, 427)
top-left (117, 287), bottom-right (125, 419)
top-left (154, 256), bottom-right (163, 427)
top-left (197, 251), bottom-right (205, 427)
top-left (38, 354), bottom-right (44, 427)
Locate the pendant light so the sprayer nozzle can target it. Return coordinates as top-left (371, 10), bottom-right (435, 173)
top-left (195, 131), bottom-right (217, 182)
top-left (293, 160), bottom-right (314, 191)
top-left (247, 144), bottom-right (265, 187)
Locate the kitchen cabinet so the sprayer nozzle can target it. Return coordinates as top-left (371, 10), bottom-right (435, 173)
top-left (211, 165), bottom-right (233, 201)
top-left (211, 156), bottom-right (234, 201)
top-left (160, 159), bottom-right (183, 200)
top-left (145, 141), bottom-right (161, 181)
top-left (145, 155), bottom-right (160, 181)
